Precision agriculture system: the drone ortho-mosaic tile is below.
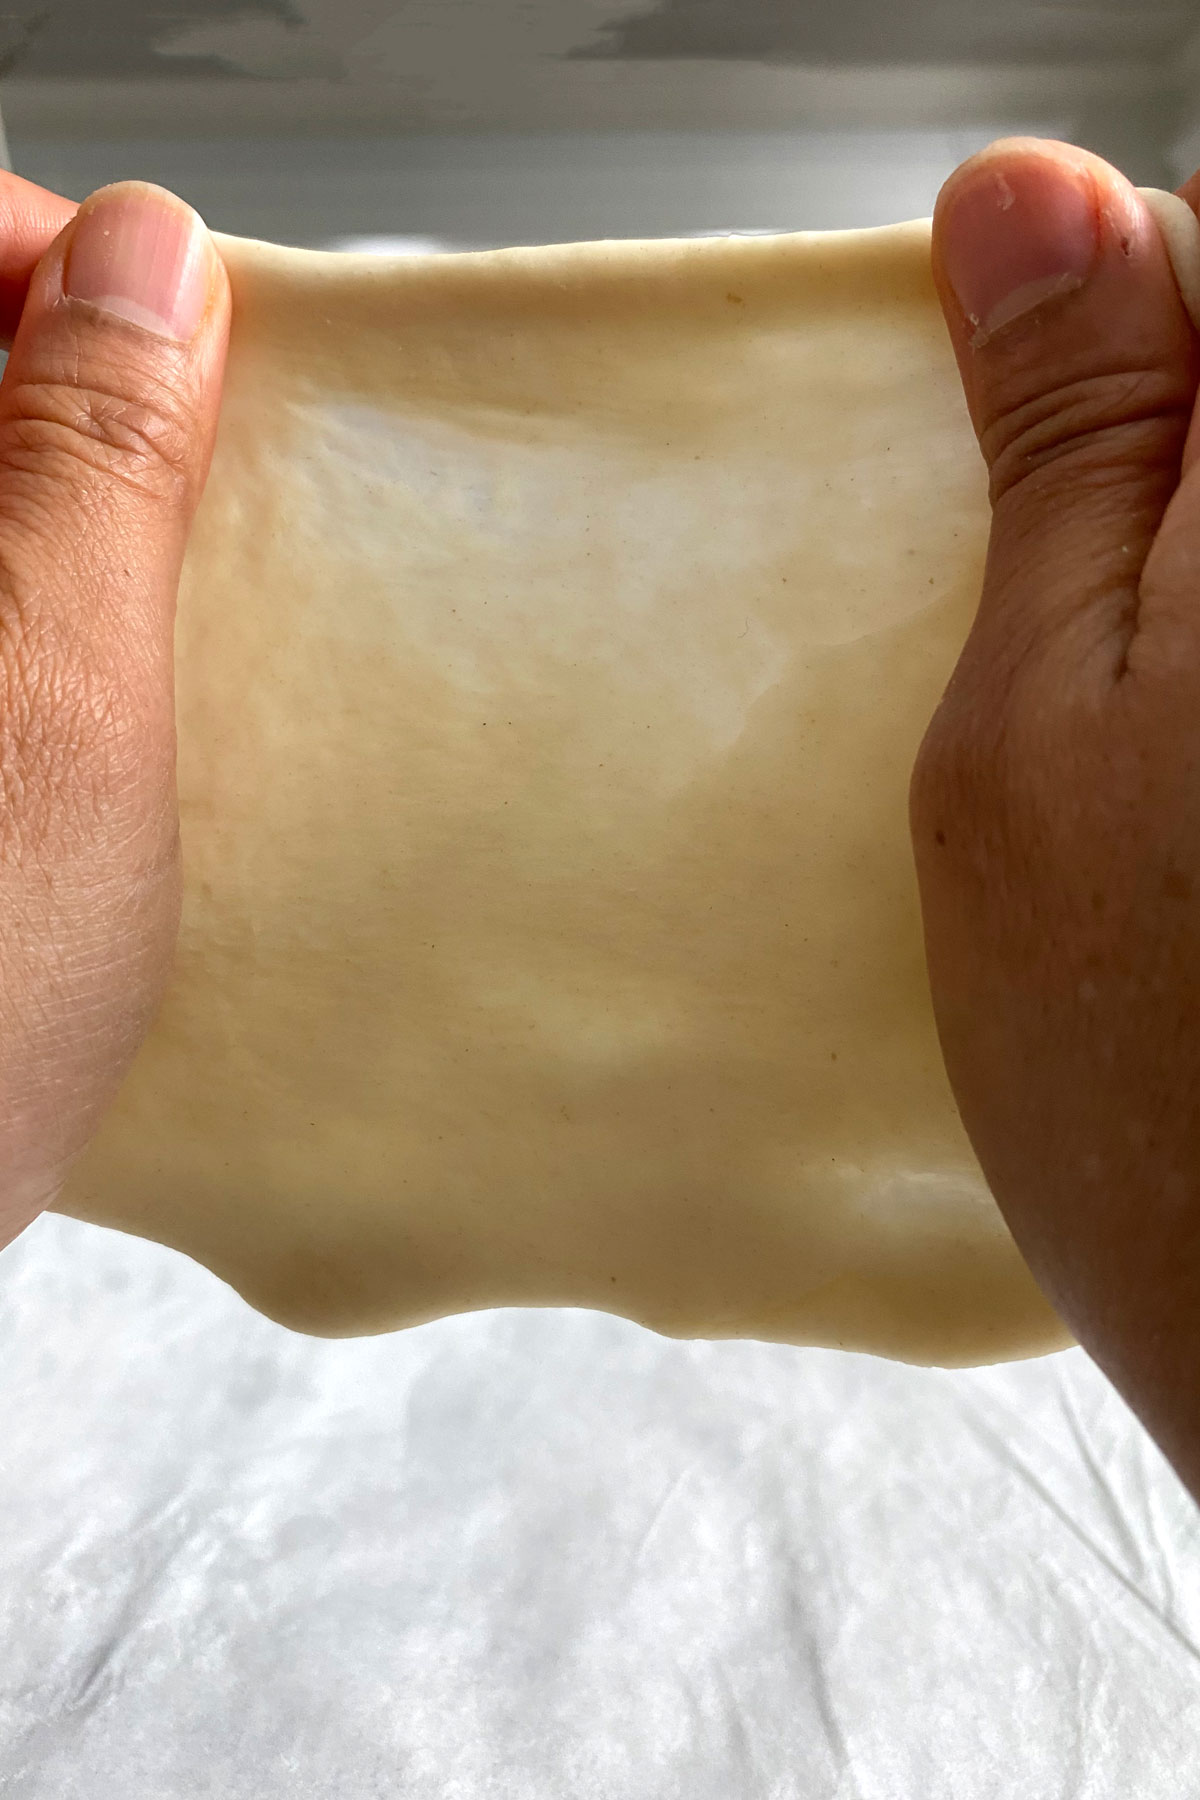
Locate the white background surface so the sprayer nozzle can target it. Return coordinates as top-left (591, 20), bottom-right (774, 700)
top-left (2, 1215), bottom-right (1199, 1798)
top-left (2, 110), bottom-right (1200, 1799)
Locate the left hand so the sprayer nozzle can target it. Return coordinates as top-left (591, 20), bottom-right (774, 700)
top-left (0, 171), bottom-right (231, 1250)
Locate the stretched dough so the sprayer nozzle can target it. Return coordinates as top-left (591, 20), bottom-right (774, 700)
top-left (57, 203), bottom-right (1184, 1368)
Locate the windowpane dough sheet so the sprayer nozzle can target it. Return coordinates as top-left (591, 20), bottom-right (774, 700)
top-left (52, 214), bottom-right (1126, 1364)
top-left (3, 1212), bottom-right (1200, 1800)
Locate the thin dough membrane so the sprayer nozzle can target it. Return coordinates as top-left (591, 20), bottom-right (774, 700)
top-left (59, 205), bottom-right (1189, 1367)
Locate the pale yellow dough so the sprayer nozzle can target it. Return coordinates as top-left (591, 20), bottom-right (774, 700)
top-left (50, 211), bottom-right (1132, 1367)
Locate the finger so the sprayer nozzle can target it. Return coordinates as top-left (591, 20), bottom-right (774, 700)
top-left (1128, 175), bottom-right (1200, 669)
top-left (0, 179), bottom-right (230, 739)
top-left (1175, 168), bottom-right (1200, 214)
top-left (931, 137), bottom-right (1200, 695)
top-left (0, 171), bottom-right (78, 343)
top-left (1142, 181), bottom-right (1200, 487)
top-left (0, 180), bottom-right (229, 1202)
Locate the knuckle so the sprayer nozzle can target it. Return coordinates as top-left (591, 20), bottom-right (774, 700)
top-left (0, 372), bottom-right (196, 510)
top-left (980, 366), bottom-right (1192, 507)
top-left (911, 668), bottom-right (1050, 889)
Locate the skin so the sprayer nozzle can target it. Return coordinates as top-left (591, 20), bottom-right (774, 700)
top-left (915, 138), bottom-right (1200, 1501)
top-left (1, 150), bottom-right (1199, 1505)
top-left (0, 171), bottom-right (230, 1249)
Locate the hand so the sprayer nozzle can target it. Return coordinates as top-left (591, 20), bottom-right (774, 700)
top-left (913, 137), bottom-right (1200, 1496)
top-left (0, 173), bottom-right (230, 1249)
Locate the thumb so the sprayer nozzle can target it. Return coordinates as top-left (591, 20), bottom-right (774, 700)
top-left (931, 137), bottom-right (1200, 689)
top-left (0, 179), bottom-right (229, 686)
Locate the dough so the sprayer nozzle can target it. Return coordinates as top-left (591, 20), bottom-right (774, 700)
top-left (52, 197), bottom-right (1196, 1367)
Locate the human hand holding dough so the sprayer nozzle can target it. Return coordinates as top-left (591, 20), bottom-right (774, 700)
top-left (914, 139), bottom-right (1200, 1493)
top-left (3, 146), bottom-right (1199, 1399)
top-left (0, 176), bottom-right (230, 1254)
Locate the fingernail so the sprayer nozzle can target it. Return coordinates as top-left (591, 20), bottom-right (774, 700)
top-left (65, 182), bottom-right (213, 342)
top-left (940, 159), bottom-right (1100, 347)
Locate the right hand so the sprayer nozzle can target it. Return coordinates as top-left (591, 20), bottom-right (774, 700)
top-left (913, 138), bottom-right (1200, 1497)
